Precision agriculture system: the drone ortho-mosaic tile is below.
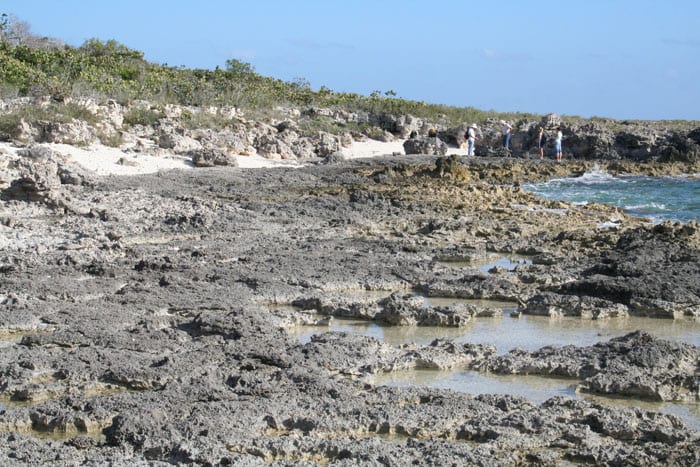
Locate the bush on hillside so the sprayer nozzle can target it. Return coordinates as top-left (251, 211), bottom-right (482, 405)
top-left (0, 13), bottom-right (537, 129)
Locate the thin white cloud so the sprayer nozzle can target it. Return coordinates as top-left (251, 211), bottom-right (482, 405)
top-left (661, 37), bottom-right (700, 48)
top-left (479, 48), bottom-right (532, 62)
top-left (481, 48), bottom-right (497, 59)
top-left (289, 38), bottom-right (355, 51)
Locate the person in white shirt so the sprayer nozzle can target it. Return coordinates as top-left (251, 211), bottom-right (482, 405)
top-left (466, 124), bottom-right (478, 156)
top-left (501, 120), bottom-right (513, 150)
top-left (555, 127), bottom-right (563, 161)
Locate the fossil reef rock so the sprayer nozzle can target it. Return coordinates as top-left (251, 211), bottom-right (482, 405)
top-left (0, 134), bottom-right (699, 465)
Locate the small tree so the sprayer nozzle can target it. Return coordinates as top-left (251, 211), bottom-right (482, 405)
top-left (225, 59), bottom-right (255, 76)
top-left (0, 13), bottom-right (64, 49)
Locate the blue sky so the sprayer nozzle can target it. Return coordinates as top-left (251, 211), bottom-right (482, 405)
top-left (3, 0), bottom-right (700, 120)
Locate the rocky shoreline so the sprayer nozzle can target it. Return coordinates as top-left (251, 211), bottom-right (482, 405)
top-left (0, 117), bottom-right (699, 464)
top-left (2, 96), bottom-right (700, 166)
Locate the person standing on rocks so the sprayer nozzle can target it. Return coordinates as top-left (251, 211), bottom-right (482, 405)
top-left (501, 120), bottom-right (513, 150)
top-left (466, 124), bottom-right (478, 156)
top-left (537, 126), bottom-right (546, 159)
top-left (555, 126), bottom-right (563, 161)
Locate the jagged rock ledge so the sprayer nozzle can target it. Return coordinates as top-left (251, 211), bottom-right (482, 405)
top-left (0, 137), bottom-right (699, 464)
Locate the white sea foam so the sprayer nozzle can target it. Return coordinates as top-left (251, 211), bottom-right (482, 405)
top-left (524, 171), bottom-right (699, 223)
top-left (569, 167), bottom-right (621, 185)
top-left (625, 202), bottom-right (668, 211)
top-left (597, 221), bottom-right (621, 230)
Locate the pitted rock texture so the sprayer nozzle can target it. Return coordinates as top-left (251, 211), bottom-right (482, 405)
top-left (0, 154), bottom-right (698, 465)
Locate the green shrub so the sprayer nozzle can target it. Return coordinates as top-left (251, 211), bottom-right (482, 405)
top-left (123, 106), bottom-right (163, 126)
top-left (1, 34), bottom-right (552, 129)
top-left (181, 110), bottom-right (233, 131)
top-left (298, 116), bottom-right (344, 136)
top-left (0, 111), bottom-right (21, 136)
top-left (363, 126), bottom-right (385, 140)
top-left (58, 102), bottom-right (99, 124)
top-left (98, 132), bottom-right (123, 147)
top-left (0, 101), bottom-right (99, 136)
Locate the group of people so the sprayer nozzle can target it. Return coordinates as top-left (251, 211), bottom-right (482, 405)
top-left (465, 122), bottom-right (563, 161)
top-left (536, 125), bottom-right (564, 161)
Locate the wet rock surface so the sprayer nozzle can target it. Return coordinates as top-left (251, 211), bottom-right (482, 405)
top-left (0, 154), bottom-right (699, 464)
top-left (487, 331), bottom-right (700, 402)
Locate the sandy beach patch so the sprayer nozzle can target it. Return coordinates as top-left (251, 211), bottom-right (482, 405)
top-left (341, 139), bottom-right (469, 159)
top-left (0, 138), bottom-right (469, 178)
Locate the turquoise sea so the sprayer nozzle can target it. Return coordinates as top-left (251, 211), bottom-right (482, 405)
top-left (522, 167), bottom-right (700, 223)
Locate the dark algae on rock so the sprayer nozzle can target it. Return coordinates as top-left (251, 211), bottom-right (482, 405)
top-left (0, 152), bottom-right (699, 465)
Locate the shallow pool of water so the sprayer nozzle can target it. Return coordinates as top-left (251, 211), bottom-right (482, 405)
top-left (478, 256), bottom-right (533, 273)
top-left (0, 331), bottom-right (28, 349)
top-left (436, 255), bottom-right (533, 274)
top-left (289, 306), bottom-right (700, 431)
top-left (292, 314), bottom-right (700, 351)
top-left (371, 368), bottom-right (700, 431)
top-left (423, 297), bottom-right (517, 310)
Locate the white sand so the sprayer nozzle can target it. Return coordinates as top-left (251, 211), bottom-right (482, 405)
top-left (0, 139), bottom-right (469, 177)
top-left (234, 154), bottom-right (305, 169)
top-left (341, 139), bottom-right (469, 159)
top-left (340, 139), bottom-right (406, 159)
top-left (54, 143), bottom-right (194, 176)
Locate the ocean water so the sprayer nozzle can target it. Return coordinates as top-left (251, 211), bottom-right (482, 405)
top-left (522, 167), bottom-right (700, 223)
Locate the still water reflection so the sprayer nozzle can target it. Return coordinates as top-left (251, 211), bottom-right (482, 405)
top-left (291, 314), bottom-right (700, 431)
top-left (292, 314), bottom-right (700, 352)
top-left (371, 368), bottom-right (700, 432)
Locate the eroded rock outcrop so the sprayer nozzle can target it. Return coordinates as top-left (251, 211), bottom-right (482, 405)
top-left (403, 136), bottom-right (448, 156)
top-left (489, 331), bottom-right (700, 402)
top-left (1, 146), bottom-right (93, 206)
top-left (534, 222), bottom-right (700, 318)
top-left (188, 148), bottom-right (238, 167)
top-left (0, 152), bottom-right (698, 465)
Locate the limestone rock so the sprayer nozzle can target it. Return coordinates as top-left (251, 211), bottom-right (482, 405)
top-left (256, 133), bottom-right (296, 159)
top-left (188, 148), bottom-right (238, 168)
top-left (522, 292), bottom-right (629, 318)
top-left (95, 99), bottom-right (125, 128)
top-left (312, 132), bottom-right (343, 157)
top-left (490, 331), bottom-right (700, 402)
top-left (541, 113), bottom-right (562, 128)
top-left (403, 136), bottom-right (448, 156)
top-left (432, 155), bottom-right (469, 180)
top-left (2, 155), bottom-right (62, 203)
top-left (290, 137), bottom-right (317, 158)
top-left (158, 126), bottom-right (202, 152)
top-left (322, 151), bottom-right (348, 165)
top-left (17, 145), bottom-right (56, 161)
top-left (35, 119), bottom-right (97, 146)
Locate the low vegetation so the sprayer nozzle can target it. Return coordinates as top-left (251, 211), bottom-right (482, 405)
top-left (0, 101), bottom-right (99, 135)
top-left (0, 13), bottom-right (537, 132)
